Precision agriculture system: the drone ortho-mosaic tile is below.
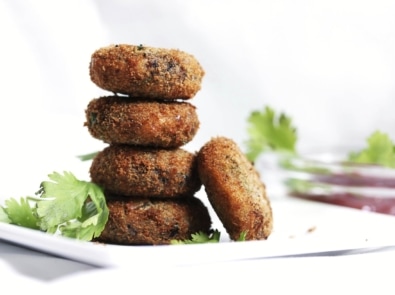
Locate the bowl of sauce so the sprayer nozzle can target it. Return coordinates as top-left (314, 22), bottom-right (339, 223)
top-left (257, 149), bottom-right (395, 215)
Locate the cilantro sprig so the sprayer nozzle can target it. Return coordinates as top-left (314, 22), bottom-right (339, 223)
top-left (246, 105), bottom-right (395, 168)
top-left (77, 151), bottom-right (99, 161)
top-left (349, 131), bottom-right (395, 168)
top-left (0, 171), bottom-right (109, 241)
top-left (0, 197), bottom-right (39, 229)
top-left (171, 230), bottom-right (221, 245)
top-left (170, 230), bottom-right (247, 245)
top-left (245, 106), bottom-right (297, 162)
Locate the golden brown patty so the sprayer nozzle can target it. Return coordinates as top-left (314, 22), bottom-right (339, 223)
top-left (89, 44), bottom-right (205, 99)
top-left (90, 144), bottom-right (201, 198)
top-left (96, 194), bottom-right (212, 245)
top-left (197, 137), bottom-right (273, 241)
top-left (84, 96), bottom-right (199, 148)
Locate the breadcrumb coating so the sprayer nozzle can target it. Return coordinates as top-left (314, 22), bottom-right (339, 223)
top-left (89, 44), bottom-right (205, 99)
top-left (90, 144), bottom-right (201, 198)
top-left (85, 96), bottom-right (199, 148)
top-left (197, 137), bottom-right (273, 241)
top-left (96, 194), bottom-right (212, 245)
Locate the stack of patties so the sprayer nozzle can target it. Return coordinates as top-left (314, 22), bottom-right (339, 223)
top-left (84, 44), bottom-right (211, 245)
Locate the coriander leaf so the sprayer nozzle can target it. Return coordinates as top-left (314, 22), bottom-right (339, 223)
top-left (0, 204), bottom-right (11, 223)
top-left (57, 189), bottom-right (108, 240)
top-left (0, 197), bottom-right (40, 229)
top-left (237, 231), bottom-right (247, 241)
top-left (77, 151), bottom-right (99, 161)
top-left (348, 131), bottom-right (395, 168)
top-left (35, 171), bottom-right (109, 240)
top-left (245, 106), bottom-right (297, 162)
top-left (170, 229), bottom-right (221, 245)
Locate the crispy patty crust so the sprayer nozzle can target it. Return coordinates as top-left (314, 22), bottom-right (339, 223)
top-left (89, 44), bottom-right (205, 99)
top-left (197, 137), bottom-right (273, 241)
top-left (84, 96), bottom-right (199, 148)
top-left (90, 144), bottom-right (201, 198)
top-left (96, 194), bottom-right (212, 245)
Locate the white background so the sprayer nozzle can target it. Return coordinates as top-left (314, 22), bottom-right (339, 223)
top-left (1, 0), bottom-right (395, 198)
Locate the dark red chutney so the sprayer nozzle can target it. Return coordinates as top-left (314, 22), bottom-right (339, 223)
top-left (289, 172), bottom-right (395, 215)
top-left (314, 173), bottom-right (395, 188)
top-left (291, 192), bottom-right (395, 215)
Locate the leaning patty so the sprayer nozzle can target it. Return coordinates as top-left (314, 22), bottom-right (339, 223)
top-left (90, 144), bottom-right (201, 198)
top-left (96, 194), bottom-right (212, 245)
top-left (84, 96), bottom-right (199, 148)
top-left (89, 44), bottom-right (205, 99)
top-left (197, 137), bottom-right (273, 241)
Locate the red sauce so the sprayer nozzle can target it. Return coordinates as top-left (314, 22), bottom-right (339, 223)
top-left (314, 173), bottom-right (395, 188)
top-left (291, 193), bottom-right (395, 215)
top-left (289, 173), bottom-right (395, 215)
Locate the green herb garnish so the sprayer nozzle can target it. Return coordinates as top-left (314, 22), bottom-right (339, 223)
top-left (349, 131), bottom-right (395, 168)
top-left (0, 171), bottom-right (109, 241)
top-left (245, 106), bottom-right (297, 162)
top-left (171, 230), bottom-right (248, 244)
top-left (237, 230), bottom-right (247, 241)
top-left (171, 229), bottom-right (221, 244)
top-left (246, 105), bottom-right (395, 168)
top-left (77, 151), bottom-right (99, 161)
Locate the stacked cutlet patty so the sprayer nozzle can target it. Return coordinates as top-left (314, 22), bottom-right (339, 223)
top-left (85, 44), bottom-right (211, 245)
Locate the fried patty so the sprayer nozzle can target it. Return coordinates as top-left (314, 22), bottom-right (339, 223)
top-left (89, 44), bottom-right (205, 99)
top-left (84, 96), bottom-right (199, 148)
top-left (96, 194), bottom-right (212, 245)
top-left (197, 137), bottom-right (273, 241)
top-left (90, 144), bottom-right (201, 198)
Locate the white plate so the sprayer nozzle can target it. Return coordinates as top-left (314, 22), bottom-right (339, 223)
top-left (2, 197), bottom-right (395, 268)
